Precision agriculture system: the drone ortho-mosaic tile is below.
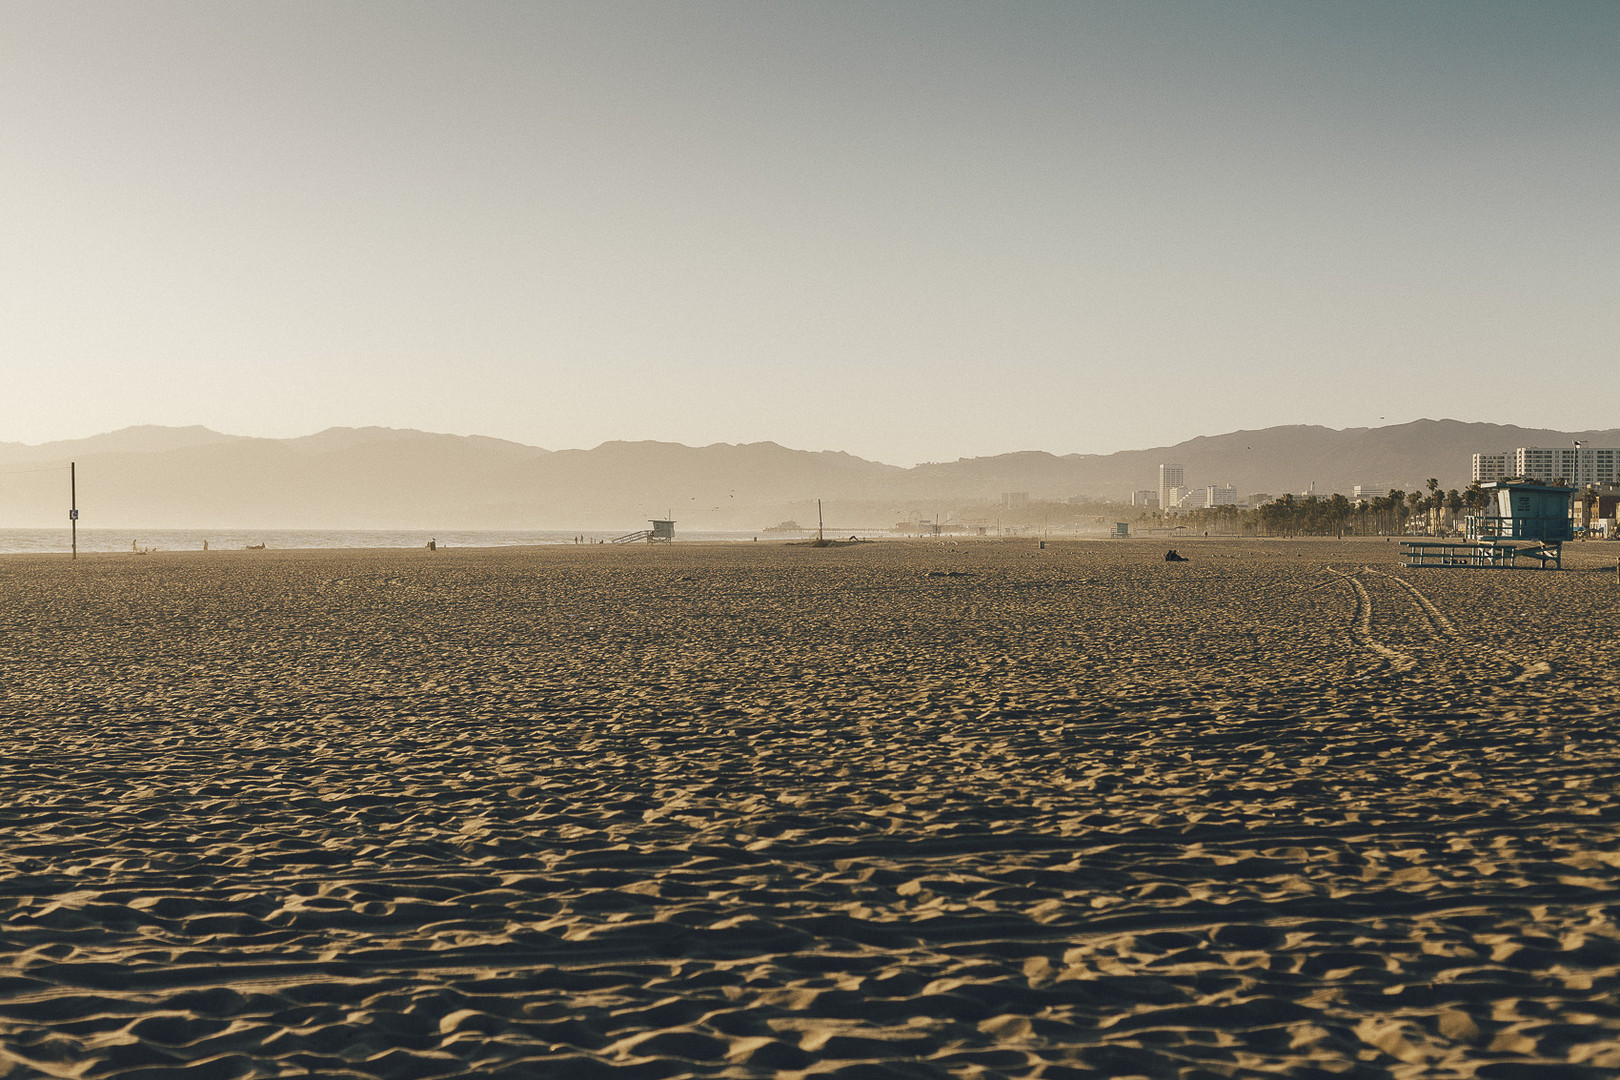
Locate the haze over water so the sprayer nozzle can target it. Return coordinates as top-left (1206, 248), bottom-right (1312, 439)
top-left (0, 528), bottom-right (804, 556)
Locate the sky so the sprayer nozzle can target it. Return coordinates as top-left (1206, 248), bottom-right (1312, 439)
top-left (1, 2), bottom-right (1615, 466)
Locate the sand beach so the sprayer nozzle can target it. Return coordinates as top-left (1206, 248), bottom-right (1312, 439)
top-left (1, 537), bottom-right (1617, 1078)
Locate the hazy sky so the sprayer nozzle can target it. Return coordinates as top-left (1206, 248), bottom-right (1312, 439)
top-left (2, 2), bottom-right (1615, 465)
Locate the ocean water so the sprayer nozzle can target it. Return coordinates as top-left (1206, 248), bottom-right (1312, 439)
top-left (0, 528), bottom-right (816, 556)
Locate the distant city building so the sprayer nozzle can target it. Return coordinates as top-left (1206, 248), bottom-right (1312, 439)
top-left (1584, 453), bottom-right (1620, 489)
top-left (1160, 485), bottom-right (1233, 511)
top-left (1158, 464), bottom-right (1184, 511)
top-left (1352, 485), bottom-right (1387, 503)
top-left (1576, 483), bottom-right (1620, 536)
top-left (1001, 492), bottom-right (1029, 509)
top-left (1130, 489), bottom-right (1159, 508)
top-left (1471, 454), bottom-right (1508, 483)
top-left (1517, 446), bottom-right (1620, 487)
top-left (1517, 448), bottom-right (1570, 484)
top-left (1473, 447), bottom-right (1620, 486)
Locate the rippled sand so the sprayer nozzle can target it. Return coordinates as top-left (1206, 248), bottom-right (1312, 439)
top-left (2, 538), bottom-right (1618, 1079)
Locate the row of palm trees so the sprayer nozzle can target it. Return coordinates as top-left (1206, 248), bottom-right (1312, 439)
top-left (1185, 479), bottom-right (1507, 537)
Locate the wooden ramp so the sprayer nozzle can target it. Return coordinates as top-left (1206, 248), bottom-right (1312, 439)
top-left (1401, 539), bottom-right (1563, 570)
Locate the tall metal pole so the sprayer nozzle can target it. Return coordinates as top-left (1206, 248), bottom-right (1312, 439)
top-left (70, 461), bottom-right (77, 560)
top-left (1573, 441), bottom-right (1583, 534)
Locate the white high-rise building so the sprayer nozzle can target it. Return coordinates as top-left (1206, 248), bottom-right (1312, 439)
top-left (1352, 485), bottom-right (1387, 503)
top-left (1511, 446), bottom-right (1620, 486)
top-left (1516, 448), bottom-right (1564, 483)
top-left (1158, 464), bottom-right (1184, 512)
top-left (1471, 454), bottom-right (1508, 483)
top-left (1473, 447), bottom-right (1620, 486)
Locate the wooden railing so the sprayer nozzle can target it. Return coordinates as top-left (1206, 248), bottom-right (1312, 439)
top-left (1401, 539), bottom-right (1562, 570)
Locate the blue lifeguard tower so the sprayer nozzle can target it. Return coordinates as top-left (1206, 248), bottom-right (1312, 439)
top-left (1401, 481), bottom-right (1572, 569)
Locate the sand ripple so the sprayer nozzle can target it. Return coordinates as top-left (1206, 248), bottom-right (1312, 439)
top-left (1, 539), bottom-right (1618, 1077)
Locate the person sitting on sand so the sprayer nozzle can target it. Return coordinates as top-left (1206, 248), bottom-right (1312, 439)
top-left (1165, 548), bottom-right (1188, 562)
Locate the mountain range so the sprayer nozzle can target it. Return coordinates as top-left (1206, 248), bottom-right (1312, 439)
top-left (1, 420), bottom-right (1613, 530)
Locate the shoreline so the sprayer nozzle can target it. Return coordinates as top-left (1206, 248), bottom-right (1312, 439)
top-left (4, 530), bottom-right (1618, 558)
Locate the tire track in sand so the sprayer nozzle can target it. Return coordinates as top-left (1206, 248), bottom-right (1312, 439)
top-left (1326, 567), bottom-right (1415, 673)
top-left (1363, 567), bottom-right (1553, 683)
top-left (1363, 568), bottom-right (1460, 640)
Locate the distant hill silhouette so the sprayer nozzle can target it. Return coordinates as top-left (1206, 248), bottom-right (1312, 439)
top-left (0, 424), bottom-right (244, 463)
top-left (1, 420), bottom-right (1614, 530)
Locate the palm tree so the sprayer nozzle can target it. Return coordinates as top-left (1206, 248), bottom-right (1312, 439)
top-left (1384, 490), bottom-right (1406, 535)
top-left (1323, 493), bottom-right (1350, 536)
top-left (1405, 490), bottom-right (1425, 535)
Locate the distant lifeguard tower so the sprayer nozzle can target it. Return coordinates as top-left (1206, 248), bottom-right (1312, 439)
top-left (1402, 481), bottom-right (1572, 569)
top-left (610, 519), bottom-right (676, 544)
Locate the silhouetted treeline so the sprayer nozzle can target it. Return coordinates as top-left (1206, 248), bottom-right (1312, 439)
top-left (1178, 481), bottom-right (1496, 537)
